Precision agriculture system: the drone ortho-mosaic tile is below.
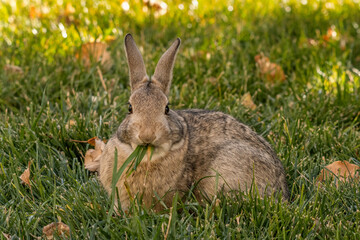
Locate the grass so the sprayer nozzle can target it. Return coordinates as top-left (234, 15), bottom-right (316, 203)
top-left (1, 0), bottom-right (360, 238)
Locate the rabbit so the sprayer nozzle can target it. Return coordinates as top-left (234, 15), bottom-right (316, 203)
top-left (97, 34), bottom-right (290, 211)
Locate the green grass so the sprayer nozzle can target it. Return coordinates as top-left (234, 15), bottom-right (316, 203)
top-left (1, 0), bottom-right (360, 238)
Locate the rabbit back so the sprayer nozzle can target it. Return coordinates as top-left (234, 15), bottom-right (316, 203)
top-left (178, 109), bottom-right (290, 200)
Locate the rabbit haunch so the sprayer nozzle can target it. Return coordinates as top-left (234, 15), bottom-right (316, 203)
top-left (98, 34), bottom-right (290, 210)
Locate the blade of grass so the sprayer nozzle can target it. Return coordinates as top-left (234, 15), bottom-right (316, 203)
top-left (127, 146), bottom-right (147, 176)
top-left (108, 145), bottom-right (146, 218)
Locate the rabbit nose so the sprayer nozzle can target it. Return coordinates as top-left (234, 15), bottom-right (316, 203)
top-left (138, 134), bottom-right (156, 144)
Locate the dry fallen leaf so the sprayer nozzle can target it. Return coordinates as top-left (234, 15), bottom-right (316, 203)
top-left (70, 136), bottom-right (107, 147)
top-left (69, 137), bottom-right (107, 171)
top-left (84, 138), bottom-right (106, 172)
top-left (241, 92), bottom-right (257, 110)
top-left (20, 161), bottom-right (31, 187)
top-left (76, 42), bottom-right (113, 71)
top-left (42, 222), bottom-right (70, 240)
top-left (143, 0), bottom-right (168, 16)
top-left (57, 2), bottom-right (79, 26)
top-left (87, 136), bottom-right (107, 147)
top-left (30, 6), bottom-right (42, 19)
top-left (322, 26), bottom-right (338, 42)
top-left (303, 26), bottom-right (350, 50)
top-left (317, 160), bottom-right (360, 184)
top-left (4, 64), bottom-right (24, 76)
top-left (65, 2), bottom-right (75, 15)
top-left (87, 136), bottom-right (99, 147)
top-left (255, 54), bottom-right (286, 84)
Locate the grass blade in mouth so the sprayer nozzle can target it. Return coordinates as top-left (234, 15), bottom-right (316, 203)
top-left (111, 145), bottom-right (154, 195)
top-left (127, 145), bottom-right (154, 176)
top-left (126, 146), bottom-right (147, 176)
top-left (147, 145), bottom-right (154, 161)
top-left (108, 145), bottom-right (154, 214)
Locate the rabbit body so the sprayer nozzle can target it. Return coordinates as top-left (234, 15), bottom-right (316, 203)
top-left (97, 34), bottom-right (289, 211)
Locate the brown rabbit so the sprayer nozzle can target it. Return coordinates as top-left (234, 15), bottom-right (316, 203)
top-left (95, 34), bottom-right (289, 211)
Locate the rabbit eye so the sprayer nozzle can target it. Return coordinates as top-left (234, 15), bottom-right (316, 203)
top-left (165, 105), bottom-right (170, 115)
top-left (128, 104), bottom-right (133, 114)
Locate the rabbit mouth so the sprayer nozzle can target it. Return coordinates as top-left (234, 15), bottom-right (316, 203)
top-left (135, 134), bottom-right (164, 149)
top-left (130, 141), bottom-right (171, 161)
top-left (141, 143), bottom-right (153, 148)
top-left (130, 141), bottom-right (158, 151)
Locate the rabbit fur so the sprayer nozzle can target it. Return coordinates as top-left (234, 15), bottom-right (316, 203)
top-left (97, 34), bottom-right (290, 211)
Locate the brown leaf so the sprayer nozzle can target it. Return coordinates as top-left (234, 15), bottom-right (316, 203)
top-left (144, 0), bottom-right (168, 16)
top-left (65, 3), bottom-right (75, 16)
top-left (87, 136), bottom-right (100, 147)
top-left (76, 42), bottom-right (113, 71)
top-left (84, 138), bottom-right (106, 172)
top-left (84, 149), bottom-right (101, 171)
top-left (70, 137), bottom-right (107, 172)
top-left (42, 222), bottom-right (70, 239)
top-left (255, 54), bottom-right (285, 83)
top-left (19, 162), bottom-right (31, 187)
top-left (241, 92), bottom-right (257, 110)
top-left (317, 160), bottom-right (360, 183)
top-left (88, 137), bottom-right (108, 146)
top-left (323, 26), bottom-right (338, 42)
top-left (4, 64), bottom-right (24, 76)
top-left (69, 136), bottom-right (107, 146)
top-left (30, 6), bottom-right (42, 19)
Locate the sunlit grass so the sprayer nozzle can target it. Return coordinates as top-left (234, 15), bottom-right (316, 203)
top-left (1, 0), bottom-right (360, 238)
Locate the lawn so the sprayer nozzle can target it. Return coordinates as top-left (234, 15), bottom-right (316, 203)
top-left (1, 0), bottom-right (360, 238)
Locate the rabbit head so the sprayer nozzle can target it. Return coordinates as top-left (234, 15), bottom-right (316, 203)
top-left (116, 34), bottom-right (183, 156)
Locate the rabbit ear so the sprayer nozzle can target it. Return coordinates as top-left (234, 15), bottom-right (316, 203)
top-left (124, 34), bottom-right (149, 92)
top-left (152, 38), bottom-right (181, 95)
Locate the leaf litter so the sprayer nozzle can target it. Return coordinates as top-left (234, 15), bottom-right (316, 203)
top-left (317, 160), bottom-right (360, 185)
top-left (42, 222), bottom-right (70, 240)
top-left (3, 64), bottom-right (24, 76)
top-left (79, 137), bottom-right (153, 178)
top-left (240, 92), bottom-right (257, 110)
top-left (84, 138), bottom-right (106, 172)
top-left (19, 161), bottom-right (31, 187)
top-left (70, 136), bottom-right (107, 147)
top-left (255, 53), bottom-right (286, 84)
